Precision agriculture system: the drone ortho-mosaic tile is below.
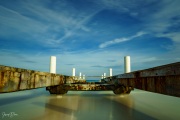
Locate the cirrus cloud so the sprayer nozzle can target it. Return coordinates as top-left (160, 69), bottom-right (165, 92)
top-left (99, 31), bottom-right (146, 48)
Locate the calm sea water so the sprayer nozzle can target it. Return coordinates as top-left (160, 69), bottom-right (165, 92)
top-left (0, 88), bottom-right (180, 120)
top-left (86, 80), bottom-right (100, 82)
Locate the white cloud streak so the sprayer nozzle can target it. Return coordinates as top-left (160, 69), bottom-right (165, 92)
top-left (0, 5), bottom-right (46, 36)
top-left (143, 0), bottom-right (180, 43)
top-left (99, 31), bottom-right (146, 48)
top-left (0, 1), bottom-right (103, 47)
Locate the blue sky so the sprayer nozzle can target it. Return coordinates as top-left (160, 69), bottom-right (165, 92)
top-left (0, 0), bottom-right (180, 80)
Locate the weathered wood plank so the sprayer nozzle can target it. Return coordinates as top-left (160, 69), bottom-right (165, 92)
top-left (104, 62), bottom-right (180, 97)
top-left (0, 65), bottom-right (73, 93)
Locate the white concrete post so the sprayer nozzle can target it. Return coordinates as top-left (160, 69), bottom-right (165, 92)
top-left (104, 73), bottom-right (106, 78)
top-left (124, 56), bottom-right (131, 73)
top-left (83, 75), bottom-right (85, 79)
top-left (72, 68), bottom-right (76, 76)
top-left (79, 72), bottom-right (82, 79)
top-left (101, 75), bottom-right (104, 79)
top-left (109, 68), bottom-right (112, 77)
top-left (50, 56), bottom-right (56, 74)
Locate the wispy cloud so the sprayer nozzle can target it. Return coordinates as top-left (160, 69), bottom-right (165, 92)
top-left (91, 65), bottom-right (105, 68)
top-left (143, 0), bottom-right (180, 43)
top-left (99, 31), bottom-right (146, 48)
top-left (66, 64), bottom-right (75, 66)
top-left (0, 5), bottom-right (46, 37)
top-left (0, 1), bottom-right (103, 48)
top-left (22, 60), bottom-right (37, 64)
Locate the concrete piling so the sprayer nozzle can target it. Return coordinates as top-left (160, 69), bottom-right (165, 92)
top-left (79, 72), bottom-right (82, 79)
top-left (50, 56), bottom-right (56, 74)
top-left (109, 68), bottom-right (112, 77)
top-left (124, 56), bottom-right (131, 73)
top-left (104, 73), bottom-right (106, 78)
top-left (72, 68), bottom-right (75, 76)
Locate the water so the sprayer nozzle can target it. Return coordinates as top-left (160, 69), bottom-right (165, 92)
top-left (0, 88), bottom-right (180, 120)
top-left (86, 80), bottom-right (100, 82)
